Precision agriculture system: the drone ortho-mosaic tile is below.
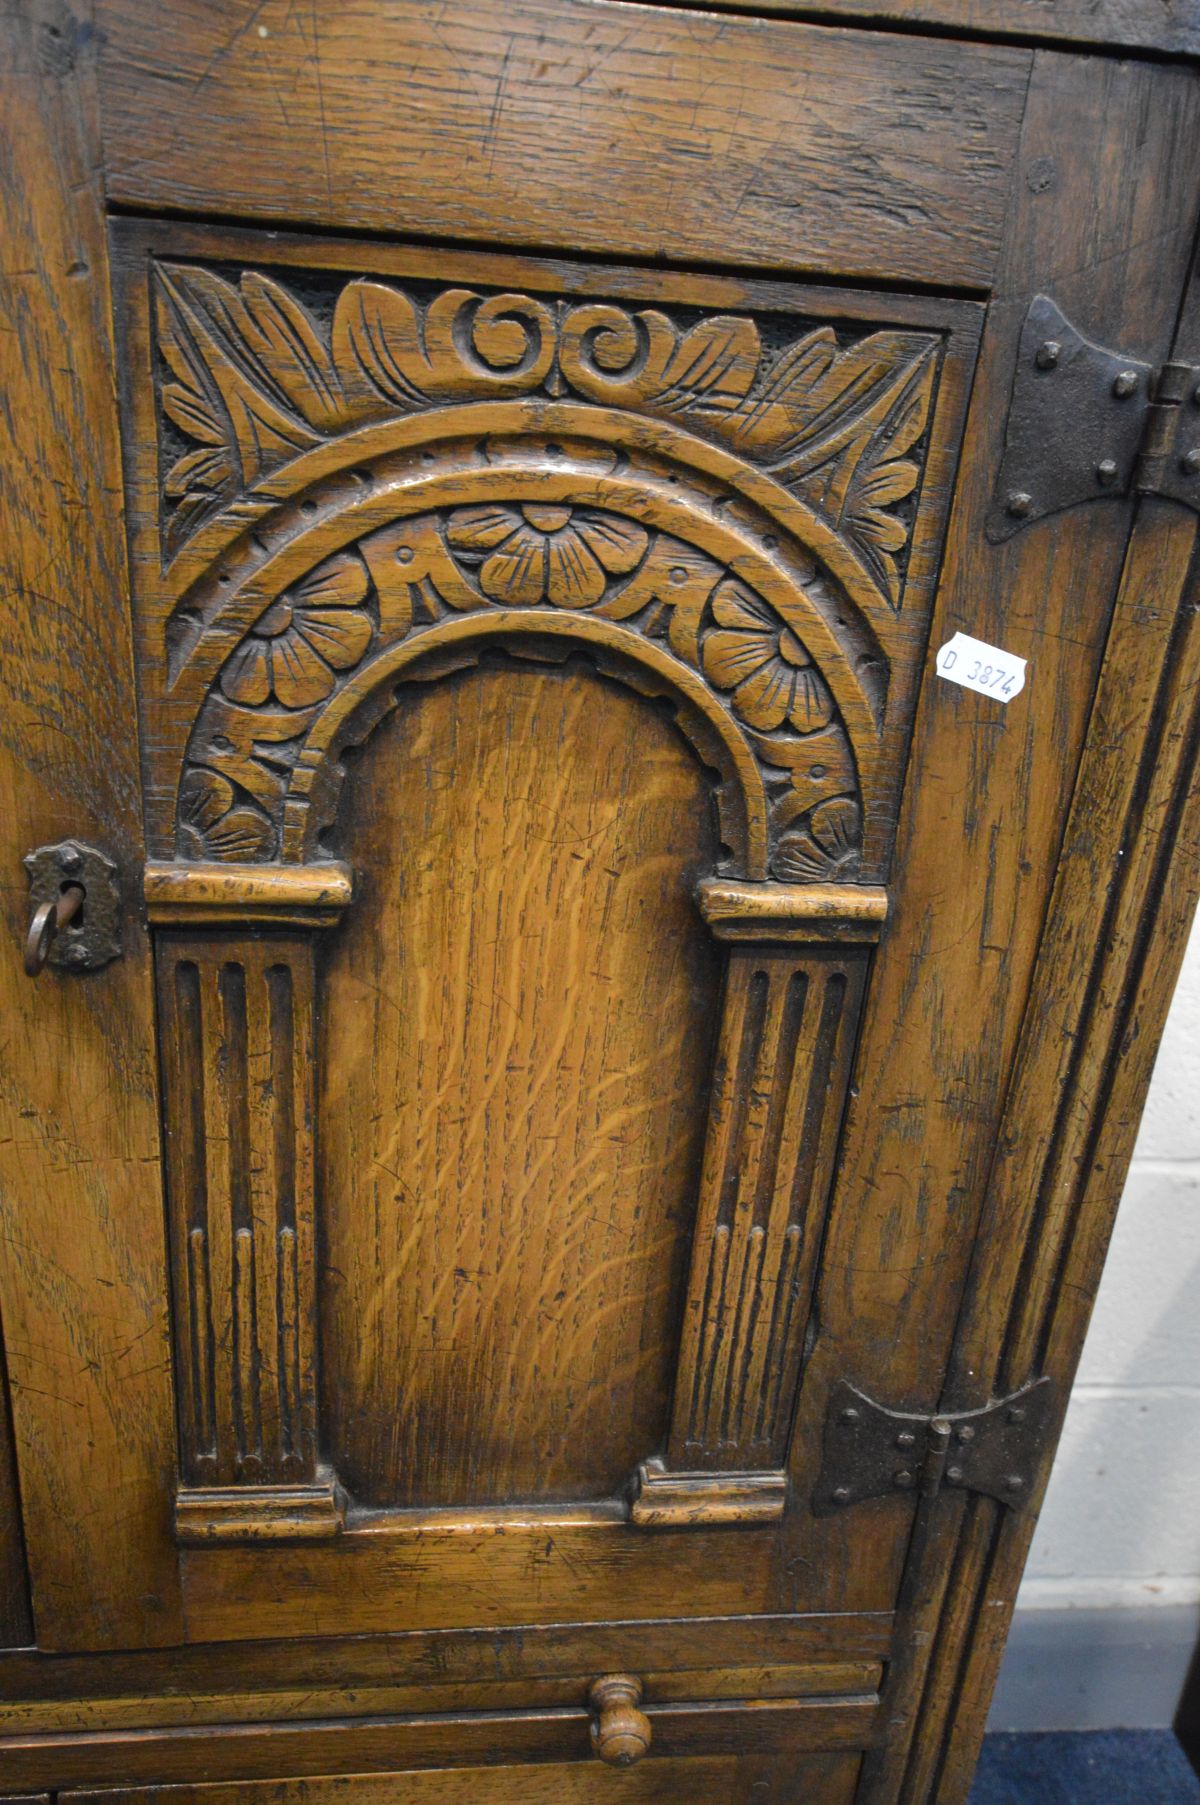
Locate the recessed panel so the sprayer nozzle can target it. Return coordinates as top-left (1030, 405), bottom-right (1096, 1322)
top-left (320, 657), bottom-right (722, 1507)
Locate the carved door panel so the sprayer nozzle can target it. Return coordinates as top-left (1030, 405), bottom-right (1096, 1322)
top-left (7, 10), bottom-right (1200, 1801)
top-left (95, 218), bottom-right (981, 1633)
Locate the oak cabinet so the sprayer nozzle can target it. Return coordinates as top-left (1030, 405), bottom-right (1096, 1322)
top-left (2, 3), bottom-right (1199, 1801)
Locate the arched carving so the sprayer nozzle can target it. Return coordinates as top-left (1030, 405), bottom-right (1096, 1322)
top-left (282, 615), bottom-right (773, 876)
top-left (168, 416), bottom-right (895, 880)
top-left (172, 442), bottom-right (868, 882)
top-left (133, 247), bottom-right (952, 1543)
top-left (155, 261), bottom-right (939, 617)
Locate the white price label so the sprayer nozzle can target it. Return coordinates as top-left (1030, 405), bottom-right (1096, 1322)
top-left (935, 631), bottom-right (1026, 702)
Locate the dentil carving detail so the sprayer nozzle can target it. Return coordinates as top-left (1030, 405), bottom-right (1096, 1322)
top-left (156, 263), bottom-right (937, 611)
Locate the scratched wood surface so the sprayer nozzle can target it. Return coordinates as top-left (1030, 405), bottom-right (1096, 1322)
top-left (322, 659), bottom-right (721, 1507)
top-left (0, 1323), bottom-right (30, 1647)
top-left (631, 0), bottom-right (1200, 55)
top-left (776, 43), bottom-right (1200, 1704)
top-left (0, 0), bottom-right (181, 1653)
top-left (0, 1610), bottom-right (890, 1731)
top-left (92, 0), bottom-right (1030, 290)
top-left (838, 50), bottom-right (1200, 1805)
top-left (63, 1754), bottom-right (861, 1805)
top-left (2, 1695), bottom-right (876, 1791)
top-left (910, 189), bottom-right (1200, 1805)
top-left (5, 1), bottom-right (1200, 1800)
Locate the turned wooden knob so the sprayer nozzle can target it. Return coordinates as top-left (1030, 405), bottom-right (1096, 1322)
top-left (589, 1673), bottom-right (651, 1767)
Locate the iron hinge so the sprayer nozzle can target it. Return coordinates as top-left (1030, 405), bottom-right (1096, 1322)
top-left (812, 1375), bottom-right (1055, 1516)
top-left (986, 296), bottom-right (1200, 542)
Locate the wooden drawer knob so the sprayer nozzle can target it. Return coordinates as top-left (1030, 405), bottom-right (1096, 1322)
top-left (589, 1674), bottom-right (652, 1767)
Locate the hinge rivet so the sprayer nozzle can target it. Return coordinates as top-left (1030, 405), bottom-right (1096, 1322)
top-left (1113, 370), bottom-right (1139, 398)
top-left (957, 1424), bottom-right (976, 1444)
top-left (832, 1485), bottom-right (851, 1505)
top-left (895, 1430), bottom-right (916, 1450)
top-left (1096, 459), bottom-right (1120, 486)
top-left (1004, 1475), bottom-right (1025, 1493)
top-left (893, 1470), bottom-right (915, 1489)
top-left (946, 1465), bottom-right (964, 1484)
top-left (839, 1407), bottom-right (861, 1427)
top-left (1181, 448), bottom-right (1200, 476)
top-left (1007, 1406), bottom-right (1026, 1424)
top-left (1007, 491), bottom-right (1034, 518)
top-left (1035, 340), bottom-right (1061, 370)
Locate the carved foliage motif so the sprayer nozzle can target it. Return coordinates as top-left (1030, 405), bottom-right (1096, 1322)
top-left (155, 264), bottom-right (938, 610)
top-left (180, 473), bottom-right (863, 882)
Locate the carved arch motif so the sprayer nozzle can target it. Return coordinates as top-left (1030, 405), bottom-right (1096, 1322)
top-left (174, 438), bottom-right (872, 883)
top-left (155, 263), bottom-right (939, 616)
top-left (136, 250), bottom-right (950, 1541)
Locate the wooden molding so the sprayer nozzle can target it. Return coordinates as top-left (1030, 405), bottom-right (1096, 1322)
top-left (175, 1476), bottom-right (345, 1545)
top-left (144, 861), bottom-right (354, 927)
top-left (698, 878), bottom-right (889, 942)
top-left (630, 1460), bottom-right (787, 1528)
top-left (670, 945), bottom-right (869, 1473)
top-left (156, 936), bottom-right (324, 1499)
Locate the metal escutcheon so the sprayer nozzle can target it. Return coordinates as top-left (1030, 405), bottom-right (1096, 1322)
top-left (22, 840), bottom-right (122, 976)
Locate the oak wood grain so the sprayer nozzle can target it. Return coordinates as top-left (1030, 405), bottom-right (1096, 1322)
top-left (143, 862), bottom-right (353, 927)
top-left (848, 51), bottom-right (1200, 1805)
top-left (0, 1321), bottom-right (31, 1648)
top-left (0, 1609), bottom-right (890, 1722)
top-left (322, 659), bottom-right (720, 1507)
top-left (4, 6), bottom-right (1200, 1801)
top-left (770, 39), bottom-right (1200, 1688)
top-left (0, 1695), bottom-right (877, 1790)
top-left (156, 936), bottom-right (321, 1493)
top-left (623, 0), bottom-right (1200, 56)
top-left (62, 1749), bottom-right (863, 1804)
top-left (917, 249), bottom-right (1200, 1805)
top-left (108, 218), bottom-right (975, 883)
top-left (93, 0), bottom-right (1030, 289)
top-left (178, 1517), bottom-right (781, 1641)
top-left (1, 1662), bottom-right (883, 1737)
top-left (0, 0), bottom-right (181, 1652)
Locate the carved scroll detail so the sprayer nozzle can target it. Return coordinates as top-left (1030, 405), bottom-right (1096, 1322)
top-left (154, 263), bottom-right (938, 611)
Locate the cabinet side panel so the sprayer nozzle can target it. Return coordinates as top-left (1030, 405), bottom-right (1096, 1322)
top-left (842, 52), bottom-right (1200, 1805)
top-left (774, 45), bottom-right (1200, 1638)
top-left (927, 248), bottom-right (1200, 1805)
top-left (0, 1), bottom-right (181, 1648)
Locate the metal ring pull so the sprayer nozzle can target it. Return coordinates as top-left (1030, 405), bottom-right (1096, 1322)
top-left (24, 884), bottom-right (85, 977)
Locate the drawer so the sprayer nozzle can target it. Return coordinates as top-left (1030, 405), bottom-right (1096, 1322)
top-left (64, 1748), bottom-right (863, 1804)
top-left (2, 1691), bottom-right (875, 1793)
top-left (0, 1613), bottom-right (889, 1738)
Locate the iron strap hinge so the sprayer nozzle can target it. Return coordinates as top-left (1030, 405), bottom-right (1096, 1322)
top-left (812, 1375), bottom-right (1055, 1517)
top-left (986, 296), bottom-right (1200, 542)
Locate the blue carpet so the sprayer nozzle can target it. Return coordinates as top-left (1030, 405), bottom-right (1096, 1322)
top-left (970, 1731), bottom-right (1200, 1803)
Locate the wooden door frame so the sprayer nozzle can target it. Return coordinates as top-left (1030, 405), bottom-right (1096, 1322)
top-left (2, 5), bottom-right (1199, 1801)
